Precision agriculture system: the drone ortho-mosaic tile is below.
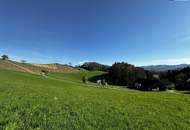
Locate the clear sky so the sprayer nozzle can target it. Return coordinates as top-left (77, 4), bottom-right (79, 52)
top-left (0, 0), bottom-right (190, 66)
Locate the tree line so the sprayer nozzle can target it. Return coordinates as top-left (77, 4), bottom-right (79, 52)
top-left (107, 62), bottom-right (168, 91)
top-left (160, 67), bottom-right (190, 90)
top-left (82, 62), bottom-right (190, 91)
top-left (2, 54), bottom-right (190, 91)
top-left (80, 62), bottom-right (110, 72)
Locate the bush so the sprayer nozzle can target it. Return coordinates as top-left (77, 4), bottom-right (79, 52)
top-left (82, 76), bottom-right (88, 83)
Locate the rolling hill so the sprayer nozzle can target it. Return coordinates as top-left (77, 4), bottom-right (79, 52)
top-left (1, 59), bottom-right (190, 129)
top-left (0, 68), bottom-right (190, 129)
top-left (142, 64), bottom-right (190, 71)
top-left (0, 59), bottom-right (79, 74)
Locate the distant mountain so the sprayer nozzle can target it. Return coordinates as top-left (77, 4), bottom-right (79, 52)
top-left (142, 64), bottom-right (190, 72)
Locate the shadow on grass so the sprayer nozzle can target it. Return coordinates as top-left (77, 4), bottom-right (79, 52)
top-left (183, 92), bottom-right (190, 94)
top-left (88, 74), bottom-right (109, 83)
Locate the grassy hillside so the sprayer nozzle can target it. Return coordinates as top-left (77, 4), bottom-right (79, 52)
top-left (22, 63), bottom-right (79, 73)
top-left (0, 59), bottom-right (79, 74)
top-left (49, 70), bottom-right (105, 83)
top-left (0, 68), bottom-right (190, 130)
top-left (0, 60), bottom-right (26, 72)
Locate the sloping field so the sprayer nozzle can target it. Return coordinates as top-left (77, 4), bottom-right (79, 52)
top-left (18, 63), bottom-right (79, 74)
top-left (0, 60), bottom-right (26, 72)
top-left (0, 68), bottom-right (190, 130)
top-left (0, 60), bottom-right (79, 74)
top-left (49, 70), bottom-right (105, 83)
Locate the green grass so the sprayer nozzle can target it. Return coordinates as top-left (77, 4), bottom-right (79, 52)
top-left (0, 69), bottom-right (190, 130)
top-left (48, 70), bottom-right (105, 83)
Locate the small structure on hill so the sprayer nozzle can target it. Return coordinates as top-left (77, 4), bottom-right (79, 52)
top-left (134, 83), bottom-right (142, 89)
top-left (41, 69), bottom-right (49, 76)
top-left (97, 80), bottom-right (102, 85)
top-left (153, 74), bottom-right (160, 79)
top-left (134, 79), bottom-right (167, 91)
top-left (97, 79), bottom-right (108, 87)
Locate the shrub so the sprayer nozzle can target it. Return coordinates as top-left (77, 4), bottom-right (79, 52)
top-left (82, 76), bottom-right (88, 83)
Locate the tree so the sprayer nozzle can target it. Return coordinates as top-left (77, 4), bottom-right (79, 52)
top-left (1, 55), bottom-right (9, 60)
top-left (82, 76), bottom-right (88, 83)
top-left (135, 67), bottom-right (147, 79)
top-left (108, 62), bottom-right (137, 87)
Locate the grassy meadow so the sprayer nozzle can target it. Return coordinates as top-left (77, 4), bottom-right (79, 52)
top-left (0, 68), bottom-right (190, 130)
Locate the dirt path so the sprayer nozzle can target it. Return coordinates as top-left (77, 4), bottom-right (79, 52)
top-left (167, 90), bottom-right (178, 94)
top-left (46, 75), bottom-right (133, 92)
top-left (6, 61), bottom-right (37, 74)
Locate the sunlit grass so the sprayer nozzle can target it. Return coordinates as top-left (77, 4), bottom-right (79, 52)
top-left (0, 69), bottom-right (190, 130)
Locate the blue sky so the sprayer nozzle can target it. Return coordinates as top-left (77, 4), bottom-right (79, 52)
top-left (0, 0), bottom-right (190, 66)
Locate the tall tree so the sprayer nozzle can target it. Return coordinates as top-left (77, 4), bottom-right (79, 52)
top-left (1, 55), bottom-right (9, 60)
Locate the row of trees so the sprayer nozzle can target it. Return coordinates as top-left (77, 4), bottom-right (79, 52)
top-left (107, 62), bottom-right (167, 91)
top-left (80, 62), bottom-right (110, 72)
top-left (160, 68), bottom-right (190, 90)
top-left (81, 62), bottom-right (168, 91)
top-left (107, 62), bottom-right (190, 91)
top-left (108, 62), bottom-right (146, 86)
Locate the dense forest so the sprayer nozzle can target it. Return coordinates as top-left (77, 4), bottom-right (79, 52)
top-left (83, 62), bottom-right (190, 91)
